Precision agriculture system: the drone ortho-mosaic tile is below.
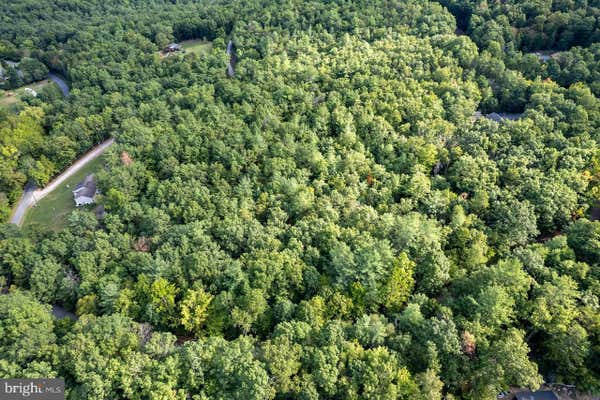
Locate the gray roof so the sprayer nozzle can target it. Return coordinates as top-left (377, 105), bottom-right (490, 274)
top-left (1, 61), bottom-right (23, 79)
top-left (531, 51), bottom-right (560, 62)
top-left (486, 112), bottom-right (522, 122)
top-left (73, 174), bottom-right (97, 199)
top-left (515, 391), bottom-right (558, 400)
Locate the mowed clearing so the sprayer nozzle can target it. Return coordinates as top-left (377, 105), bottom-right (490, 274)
top-left (181, 39), bottom-right (213, 54)
top-left (23, 156), bottom-right (106, 231)
top-left (159, 39), bottom-right (212, 58)
top-left (0, 79), bottom-right (57, 111)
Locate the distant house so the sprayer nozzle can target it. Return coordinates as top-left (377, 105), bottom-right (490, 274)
top-left (72, 174), bottom-right (97, 206)
top-left (472, 111), bottom-right (523, 122)
top-left (23, 87), bottom-right (37, 97)
top-left (515, 391), bottom-right (558, 400)
top-left (485, 112), bottom-right (522, 122)
top-left (531, 51), bottom-right (560, 62)
top-left (4, 60), bottom-right (24, 78)
top-left (164, 43), bottom-right (182, 53)
top-left (534, 52), bottom-right (551, 62)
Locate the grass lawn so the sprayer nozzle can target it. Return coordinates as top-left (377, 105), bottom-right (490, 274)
top-left (181, 39), bottom-right (213, 55)
top-left (23, 156), bottom-right (106, 231)
top-left (159, 39), bottom-right (212, 58)
top-left (0, 79), bottom-right (56, 112)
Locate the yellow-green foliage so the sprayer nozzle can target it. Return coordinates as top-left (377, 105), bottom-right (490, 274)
top-left (180, 286), bottom-right (214, 336)
top-left (382, 253), bottom-right (415, 313)
top-left (0, 107), bottom-right (53, 219)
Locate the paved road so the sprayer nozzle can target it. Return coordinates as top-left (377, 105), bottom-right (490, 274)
top-left (9, 138), bottom-right (115, 226)
top-left (48, 73), bottom-right (70, 97)
top-left (226, 40), bottom-right (236, 77)
top-left (10, 184), bottom-right (37, 227)
top-left (52, 304), bottom-right (77, 320)
top-left (0, 291), bottom-right (78, 320)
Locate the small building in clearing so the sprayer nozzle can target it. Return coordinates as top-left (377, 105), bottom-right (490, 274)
top-left (472, 111), bottom-right (523, 122)
top-left (73, 174), bottom-right (97, 206)
top-left (515, 391), bottom-right (558, 400)
top-left (485, 112), bottom-right (522, 123)
top-left (24, 87), bottom-right (37, 97)
top-left (531, 51), bottom-right (560, 62)
top-left (164, 43), bottom-right (182, 53)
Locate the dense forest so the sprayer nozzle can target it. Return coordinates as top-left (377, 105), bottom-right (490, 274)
top-left (0, 0), bottom-right (599, 399)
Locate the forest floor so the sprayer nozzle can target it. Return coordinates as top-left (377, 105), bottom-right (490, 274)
top-left (23, 155), bottom-right (107, 230)
top-left (0, 79), bottom-right (55, 111)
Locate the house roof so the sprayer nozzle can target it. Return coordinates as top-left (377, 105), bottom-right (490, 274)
top-left (515, 391), bottom-right (558, 400)
top-left (486, 112), bottom-right (522, 122)
top-left (166, 43), bottom-right (181, 49)
top-left (24, 87), bottom-right (37, 97)
top-left (73, 174), bottom-right (97, 199)
top-left (531, 51), bottom-right (560, 62)
top-left (2, 61), bottom-right (24, 79)
top-left (486, 112), bottom-right (503, 122)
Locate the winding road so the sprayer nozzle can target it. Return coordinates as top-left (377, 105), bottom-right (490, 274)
top-left (48, 73), bottom-right (70, 97)
top-left (6, 69), bottom-right (99, 316)
top-left (9, 138), bottom-right (115, 226)
top-left (52, 304), bottom-right (77, 320)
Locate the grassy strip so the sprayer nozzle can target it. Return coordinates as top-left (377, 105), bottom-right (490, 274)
top-left (23, 156), bottom-right (106, 231)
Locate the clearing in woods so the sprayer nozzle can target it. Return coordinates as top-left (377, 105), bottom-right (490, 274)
top-left (23, 155), bottom-right (106, 231)
top-left (0, 79), bottom-right (57, 111)
top-left (181, 39), bottom-right (213, 55)
top-left (159, 39), bottom-right (212, 58)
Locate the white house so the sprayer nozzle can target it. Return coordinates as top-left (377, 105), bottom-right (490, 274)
top-left (24, 87), bottom-right (37, 97)
top-left (72, 174), bottom-right (97, 206)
